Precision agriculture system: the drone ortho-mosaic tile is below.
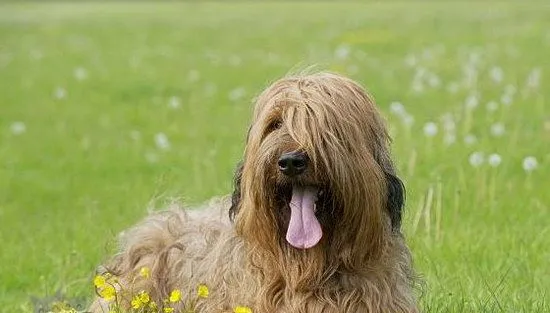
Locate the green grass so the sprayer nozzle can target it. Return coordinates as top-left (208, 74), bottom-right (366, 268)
top-left (1, 2), bottom-right (548, 312)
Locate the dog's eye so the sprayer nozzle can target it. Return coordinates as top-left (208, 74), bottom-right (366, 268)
top-left (267, 120), bottom-right (282, 133)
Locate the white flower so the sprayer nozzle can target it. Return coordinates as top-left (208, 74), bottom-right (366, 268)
top-left (504, 84), bottom-right (516, 96)
top-left (74, 67), bottom-right (88, 81)
top-left (145, 152), bottom-right (159, 164)
top-left (402, 114), bottom-right (415, 127)
top-left (187, 70), bottom-right (200, 82)
top-left (526, 68), bottom-right (541, 88)
top-left (130, 130), bottom-right (141, 141)
top-left (168, 96), bottom-right (181, 109)
top-left (10, 121), bottom-right (26, 135)
top-left (412, 81), bottom-right (424, 93)
top-left (389, 101), bottom-right (406, 116)
top-left (446, 82), bottom-right (460, 94)
top-left (154, 132), bottom-right (170, 150)
top-left (228, 87), bottom-right (245, 101)
top-left (469, 152), bottom-right (484, 167)
top-left (486, 101), bottom-right (499, 112)
top-left (405, 54), bottom-right (417, 67)
top-left (229, 55), bottom-right (242, 67)
top-left (427, 74), bottom-right (441, 88)
top-left (522, 156), bottom-right (538, 172)
top-left (335, 45), bottom-right (351, 60)
top-left (489, 66), bottom-right (504, 83)
top-left (203, 83), bottom-right (217, 97)
top-left (423, 122), bottom-right (438, 137)
top-left (441, 113), bottom-right (455, 131)
top-left (490, 123), bottom-right (505, 137)
top-left (464, 134), bottom-right (477, 146)
top-left (488, 153), bottom-right (502, 167)
top-left (465, 94), bottom-right (479, 109)
top-left (347, 64), bottom-right (358, 75)
top-left (501, 94), bottom-right (513, 106)
top-left (29, 50), bottom-right (43, 60)
top-left (444, 133), bottom-right (456, 146)
top-left (54, 87), bottom-right (67, 99)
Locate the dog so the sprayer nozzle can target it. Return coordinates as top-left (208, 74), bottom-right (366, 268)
top-left (90, 72), bottom-right (418, 313)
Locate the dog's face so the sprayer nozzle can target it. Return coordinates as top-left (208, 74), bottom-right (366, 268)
top-left (230, 73), bottom-right (404, 258)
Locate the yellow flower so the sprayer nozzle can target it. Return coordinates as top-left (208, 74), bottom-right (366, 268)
top-left (149, 301), bottom-right (158, 309)
top-left (93, 275), bottom-right (106, 288)
top-left (163, 308), bottom-right (174, 313)
top-left (138, 291), bottom-right (150, 304)
top-left (169, 289), bottom-right (182, 302)
top-left (197, 284), bottom-right (209, 298)
top-left (139, 267), bottom-right (150, 278)
top-left (234, 306), bottom-right (253, 313)
top-left (131, 295), bottom-right (142, 309)
top-left (99, 285), bottom-right (116, 301)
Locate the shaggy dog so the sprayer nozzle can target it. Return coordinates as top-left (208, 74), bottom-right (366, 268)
top-left (90, 72), bottom-right (418, 313)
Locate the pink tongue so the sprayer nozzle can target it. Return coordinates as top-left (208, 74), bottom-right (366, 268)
top-left (286, 186), bottom-right (323, 249)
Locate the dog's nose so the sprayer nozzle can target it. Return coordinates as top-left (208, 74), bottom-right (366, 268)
top-left (278, 152), bottom-right (307, 177)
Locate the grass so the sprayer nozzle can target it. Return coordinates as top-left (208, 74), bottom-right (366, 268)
top-left (0, 1), bottom-right (548, 312)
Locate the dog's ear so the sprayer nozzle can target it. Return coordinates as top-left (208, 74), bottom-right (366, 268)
top-left (385, 172), bottom-right (405, 231)
top-left (229, 161), bottom-right (243, 222)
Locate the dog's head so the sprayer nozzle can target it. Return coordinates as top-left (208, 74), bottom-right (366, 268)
top-left (230, 72), bottom-right (404, 264)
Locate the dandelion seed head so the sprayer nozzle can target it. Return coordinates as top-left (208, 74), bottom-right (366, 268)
top-left (522, 156), bottom-right (538, 172)
top-left (389, 101), bottom-right (406, 116)
top-left (74, 67), bottom-right (88, 81)
top-left (228, 87), bottom-right (246, 101)
top-left (441, 113), bottom-right (455, 131)
top-left (204, 83), bottom-right (217, 97)
top-left (335, 45), bottom-right (351, 60)
top-left (423, 122), bottom-right (438, 137)
top-left (187, 69), bottom-right (200, 82)
top-left (464, 134), bottom-right (477, 146)
top-left (490, 123), bottom-right (505, 137)
top-left (444, 133), bottom-right (456, 146)
top-left (54, 87), bottom-right (67, 99)
top-left (155, 133), bottom-right (170, 150)
top-left (427, 73), bottom-right (441, 88)
top-left (30, 49), bottom-right (43, 60)
top-left (465, 94), bottom-right (479, 109)
top-left (489, 66), bottom-right (504, 83)
top-left (446, 82), bottom-right (460, 94)
top-left (145, 152), bottom-right (158, 164)
top-left (526, 67), bottom-right (541, 88)
top-left (488, 153), bottom-right (502, 167)
top-left (402, 114), bottom-right (415, 127)
top-left (229, 55), bottom-right (242, 67)
top-left (168, 96), bottom-right (181, 109)
top-left (504, 84), bottom-right (517, 95)
top-left (486, 101), bottom-right (499, 112)
top-left (405, 54), bottom-right (417, 67)
top-left (412, 81), bottom-right (424, 93)
top-left (501, 94), bottom-right (513, 106)
top-left (469, 151), bottom-right (484, 167)
top-left (10, 121), bottom-right (26, 135)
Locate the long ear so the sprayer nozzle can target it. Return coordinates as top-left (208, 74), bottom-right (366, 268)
top-left (385, 172), bottom-right (405, 231)
top-left (228, 161), bottom-right (243, 222)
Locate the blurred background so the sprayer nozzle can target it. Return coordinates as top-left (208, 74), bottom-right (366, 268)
top-left (0, 1), bottom-right (548, 312)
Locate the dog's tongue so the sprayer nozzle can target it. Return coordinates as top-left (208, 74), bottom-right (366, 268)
top-left (286, 186), bottom-right (322, 249)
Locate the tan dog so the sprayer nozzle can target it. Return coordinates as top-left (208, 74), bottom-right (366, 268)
top-left (90, 72), bottom-right (418, 313)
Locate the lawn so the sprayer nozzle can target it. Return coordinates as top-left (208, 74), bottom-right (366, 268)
top-left (0, 1), bottom-right (548, 312)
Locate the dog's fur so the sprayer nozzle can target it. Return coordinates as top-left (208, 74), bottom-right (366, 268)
top-left (90, 72), bottom-right (418, 313)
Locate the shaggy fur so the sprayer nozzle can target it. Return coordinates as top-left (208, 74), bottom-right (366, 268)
top-left (90, 72), bottom-right (418, 313)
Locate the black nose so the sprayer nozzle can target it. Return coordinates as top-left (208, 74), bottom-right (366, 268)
top-left (278, 152), bottom-right (307, 177)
